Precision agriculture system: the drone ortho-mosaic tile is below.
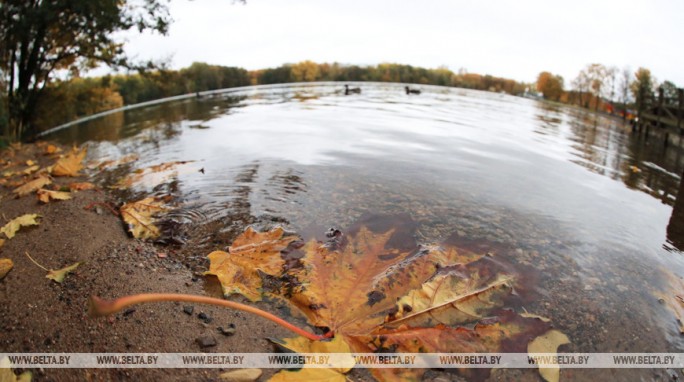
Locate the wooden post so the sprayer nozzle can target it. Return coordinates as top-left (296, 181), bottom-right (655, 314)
top-left (656, 87), bottom-right (664, 129)
top-left (667, 170), bottom-right (684, 250)
top-left (678, 88), bottom-right (683, 133)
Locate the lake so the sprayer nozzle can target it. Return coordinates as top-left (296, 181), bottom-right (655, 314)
top-left (48, 82), bottom-right (684, 379)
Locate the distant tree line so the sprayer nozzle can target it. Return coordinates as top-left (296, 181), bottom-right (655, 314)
top-left (535, 64), bottom-right (681, 119)
top-left (29, 61), bottom-right (529, 132)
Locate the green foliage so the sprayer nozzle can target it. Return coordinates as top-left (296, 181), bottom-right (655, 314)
top-left (0, 0), bottom-right (172, 141)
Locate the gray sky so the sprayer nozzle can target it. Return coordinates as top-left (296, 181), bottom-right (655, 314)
top-left (118, 0), bottom-right (684, 85)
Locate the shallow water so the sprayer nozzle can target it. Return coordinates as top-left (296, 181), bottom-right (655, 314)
top-left (49, 82), bottom-right (684, 377)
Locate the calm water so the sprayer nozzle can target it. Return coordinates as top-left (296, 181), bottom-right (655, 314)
top-left (49, 82), bottom-right (684, 378)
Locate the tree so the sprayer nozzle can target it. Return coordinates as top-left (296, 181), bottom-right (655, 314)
top-left (0, 0), bottom-right (172, 141)
top-left (630, 67), bottom-right (656, 113)
top-left (536, 71), bottom-right (564, 101)
top-left (291, 60), bottom-right (320, 82)
top-left (618, 67), bottom-right (631, 119)
top-left (660, 80), bottom-right (679, 106)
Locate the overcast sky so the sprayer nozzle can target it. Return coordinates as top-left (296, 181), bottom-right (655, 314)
top-left (116, 0), bottom-right (684, 85)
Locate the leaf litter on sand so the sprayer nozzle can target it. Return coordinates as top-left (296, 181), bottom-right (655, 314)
top-left (12, 176), bottom-right (51, 197)
top-left (51, 146), bottom-right (87, 177)
top-left (0, 258), bottom-right (13, 280)
top-left (24, 252), bottom-right (81, 284)
top-left (36, 189), bottom-right (71, 203)
top-left (1, 214), bottom-right (40, 239)
top-left (0, 357), bottom-right (32, 382)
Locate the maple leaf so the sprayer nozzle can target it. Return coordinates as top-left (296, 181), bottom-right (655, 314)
top-left (528, 329), bottom-right (570, 382)
top-left (270, 336), bottom-right (354, 382)
top-left (206, 227), bottom-right (299, 302)
top-left (51, 147), bottom-right (87, 177)
top-left (266, 226), bottom-right (554, 381)
top-left (12, 176), bottom-right (52, 197)
top-left (1, 214), bottom-right (41, 239)
top-left (37, 189), bottom-right (71, 203)
top-left (120, 198), bottom-right (169, 240)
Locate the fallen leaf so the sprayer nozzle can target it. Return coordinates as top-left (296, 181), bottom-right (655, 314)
top-left (44, 144), bottom-right (61, 155)
top-left (206, 227), bottom-right (298, 301)
top-left (68, 182), bottom-right (95, 191)
top-left (270, 336), bottom-right (354, 382)
top-left (528, 329), bottom-right (571, 382)
top-left (629, 165), bottom-right (641, 173)
top-left (25, 160), bottom-right (36, 166)
top-left (22, 165), bottom-right (39, 175)
top-left (12, 176), bottom-right (52, 197)
top-left (113, 160), bottom-right (195, 189)
top-left (91, 153), bottom-right (139, 170)
top-left (1, 214), bottom-right (41, 239)
top-left (51, 147), bottom-right (86, 177)
top-left (0, 258), bottom-right (13, 280)
top-left (231, 222), bottom-right (557, 381)
top-left (37, 189), bottom-right (71, 203)
top-left (120, 197), bottom-right (169, 239)
top-left (219, 368), bottom-right (263, 382)
top-left (0, 357), bottom-right (32, 382)
top-left (0, 238), bottom-right (4, 247)
top-left (46, 262), bottom-right (81, 283)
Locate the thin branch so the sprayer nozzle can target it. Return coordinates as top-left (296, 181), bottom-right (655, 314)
top-left (89, 293), bottom-right (330, 341)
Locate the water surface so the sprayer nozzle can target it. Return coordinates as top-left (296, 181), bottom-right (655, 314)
top-left (49, 82), bottom-right (684, 379)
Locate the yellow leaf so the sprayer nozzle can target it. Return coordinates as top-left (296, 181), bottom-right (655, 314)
top-left (12, 176), bottom-right (52, 197)
top-left (1, 214), bottom-right (41, 239)
top-left (0, 357), bottom-right (32, 382)
top-left (51, 147), bottom-right (86, 177)
top-left (218, 368), bottom-right (262, 382)
top-left (0, 238), bottom-right (4, 247)
top-left (25, 160), bottom-right (36, 166)
top-left (205, 227), bottom-right (298, 301)
top-left (120, 198), bottom-right (168, 239)
top-left (269, 368), bottom-right (345, 382)
top-left (68, 182), bottom-right (95, 191)
top-left (272, 336), bottom-right (354, 375)
top-left (46, 262), bottom-right (81, 283)
top-left (37, 189), bottom-right (71, 203)
top-left (22, 165), bottom-right (39, 175)
top-left (0, 258), bottom-right (13, 280)
top-left (528, 329), bottom-right (571, 382)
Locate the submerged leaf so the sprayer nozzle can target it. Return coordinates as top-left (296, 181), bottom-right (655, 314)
top-left (1, 214), bottom-right (40, 239)
top-left (51, 147), bottom-right (86, 177)
top-left (528, 329), bottom-right (571, 382)
top-left (12, 176), bottom-right (52, 197)
top-left (120, 198), bottom-right (169, 239)
top-left (46, 262), bottom-right (81, 283)
top-left (37, 189), bottom-right (71, 203)
top-left (0, 258), bottom-right (13, 280)
top-left (206, 227), bottom-right (298, 301)
top-left (233, 223), bottom-right (562, 382)
top-left (113, 160), bottom-right (195, 189)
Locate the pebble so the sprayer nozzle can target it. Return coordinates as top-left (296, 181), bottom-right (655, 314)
top-left (198, 312), bottom-right (212, 324)
top-left (183, 306), bottom-right (194, 315)
top-left (196, 336), bottom-right (217, 349)
top-left (123, 308), bottom-right (136, 317)
top-left (218, 324), bottom-right (236, 336)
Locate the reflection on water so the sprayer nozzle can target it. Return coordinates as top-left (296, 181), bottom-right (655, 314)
top-left (49, 82), bottom-right (684, 377)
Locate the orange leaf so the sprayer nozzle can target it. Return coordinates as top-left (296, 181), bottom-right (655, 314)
top-left (12, 176), bottom-right (52, 197)
top-left (52, 147), bottom-right (86, 177)
top-left (68, 182), bottom-right (95, 191)
top-left (205, 227), bottom-right (298, 301)
top-left (120, 197), bottom-right (168, 240)
top-left (37, 189), bottom-right (72, 203)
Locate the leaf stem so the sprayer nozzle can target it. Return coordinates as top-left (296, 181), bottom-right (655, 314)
top-left (89, 293), bottom-right (329, 341)
top-left (24, 251), bottom-right (49, 271)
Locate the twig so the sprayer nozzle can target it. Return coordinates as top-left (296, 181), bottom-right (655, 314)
top-left (89, 293), bottom-right (330, 341)
top-left (24, 251), bottom-right (49, 271)
top-left (84, 201), bottom-right (120, 216)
